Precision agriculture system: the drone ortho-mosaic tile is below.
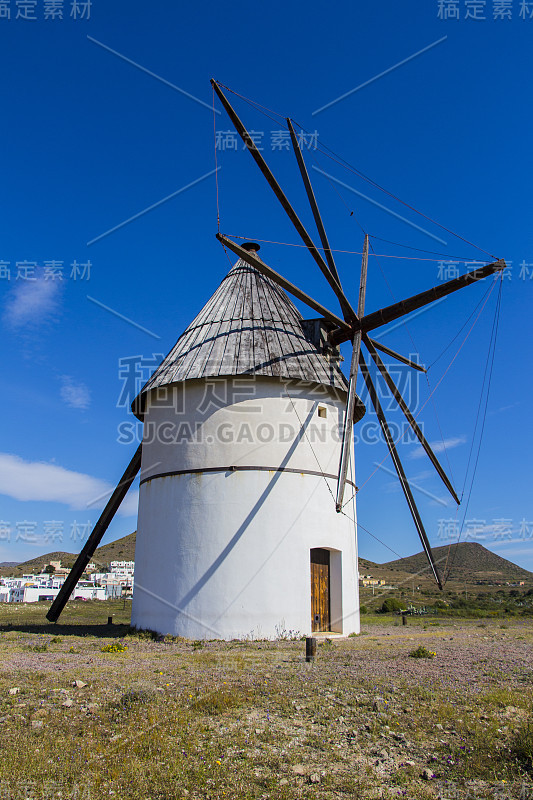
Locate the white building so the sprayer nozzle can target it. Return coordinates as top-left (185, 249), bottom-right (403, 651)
top-left (110, 560), bottom-right (134, 575)
top-left (130, 246), bottom-right (364, 640)
top-left (0, 575), bottom-right (117, 602)
top-left (90, 572), bottom-right (130, 592)
top-left (108, 561), bottom-right (134, 588)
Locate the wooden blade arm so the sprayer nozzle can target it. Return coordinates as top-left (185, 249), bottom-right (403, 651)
top-left (366, 338), bottom-right (426, 372)
top-left (216, 234), bottom-right (351, 332)
top-left (363, 334), bottom-right (460, 505)
top-left (46, 445), bottom-right (142, 623)
top-left (336, 236), bottom-right (369, 511)
top-left (359, 352), bottom-right (443, 589)
top-left (335, 370), bottom-right (359, 512)
top-left (361, 260), bottom-right (506, 333)
top-left (286, 118), bottom-right (355, 321)
top-left (211, 81), bottom-right (356, 321)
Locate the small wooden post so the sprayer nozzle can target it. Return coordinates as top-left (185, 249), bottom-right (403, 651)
top-left (305, 637), bottom-right (317, 662)
top-left (107, 615), bottom-right (113, 626)
top-left (402, 613), bottom-right (407, 626)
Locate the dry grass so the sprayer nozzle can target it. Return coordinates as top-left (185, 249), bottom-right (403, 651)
top-left (0, 602), bottom-right (532, 799)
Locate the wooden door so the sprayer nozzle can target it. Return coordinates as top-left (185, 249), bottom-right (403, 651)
top-left (310, 548), bottom-right (330, 632)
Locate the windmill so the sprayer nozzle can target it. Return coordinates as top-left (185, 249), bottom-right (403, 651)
top-left (46, 82), bottom-right (506, 636)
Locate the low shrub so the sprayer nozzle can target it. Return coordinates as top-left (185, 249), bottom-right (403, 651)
top-left (101, 641), bottom-right (128, 654)
top-left (190, 688), bottom-right (244, 715)
top-left (118, 689), bottom-right (157, 710)
top-left (409, 645), bottom-right (436, 659)
top-left (127, 627), bottom-right (159, 640)
top-left (380, 598), bottom-right (404, 614)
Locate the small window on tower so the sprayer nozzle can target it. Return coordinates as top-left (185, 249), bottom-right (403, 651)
top-left (318, 406), bottom-right (327, 419)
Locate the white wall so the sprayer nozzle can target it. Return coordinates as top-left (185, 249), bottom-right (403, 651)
top-left (132, 377), bottom-right (360, 639)
top-left (137, 378), bottom-right (347, 479)
top-left (22, 587), bottom-right (60, 603)
top-left (0, 583), bottom-right (111, 603)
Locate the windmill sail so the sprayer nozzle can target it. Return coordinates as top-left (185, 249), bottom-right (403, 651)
top-left (336, 236), bottom-right (369, 511)
top-left (212, 80), bottom-right (507, 590)
top-left (359, 353), bottom-right (444, 589)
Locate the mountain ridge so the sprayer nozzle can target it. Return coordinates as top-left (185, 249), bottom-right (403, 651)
top-left (380, 542), bottom-right (533, 583)
top-left (1, 533), bottom-right (137, 577)
top-left (1, 535), bottom-right (530, 585)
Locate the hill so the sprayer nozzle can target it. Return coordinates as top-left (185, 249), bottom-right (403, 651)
top-left (1, 533), bottom-right (137, 578)
top-left (2, 536), bottom-right (531, 588)
top-left (4, 551), bottom-right (77, 577)
top-left (359, 557), bottom-right (379, 573)
top-left (381, 542), bottom-right (533, 584)
top-left (94, 532), bottom-right (136, 564)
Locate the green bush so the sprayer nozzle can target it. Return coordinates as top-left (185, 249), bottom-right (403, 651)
top-left (409, 645), bottom-right (436, 659)
top-left (127, 626), bottom-right (159, 641)
top-left (380, 598), bottom-right (404, 614)
top-left (101, 641), bottom-right (128, 654)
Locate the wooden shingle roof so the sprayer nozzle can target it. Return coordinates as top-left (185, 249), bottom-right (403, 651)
top-left (133, 257), bottom-right (354, 418)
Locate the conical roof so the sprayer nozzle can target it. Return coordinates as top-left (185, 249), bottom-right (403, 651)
top-left (133, 256), bottom-right (353, 418)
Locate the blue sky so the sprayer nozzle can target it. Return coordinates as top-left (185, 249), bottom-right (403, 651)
top-left (1, 0), bottom-right (532, 575)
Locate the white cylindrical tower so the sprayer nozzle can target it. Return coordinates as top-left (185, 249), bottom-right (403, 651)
top-left (131, 247), bottom-right (365, 639)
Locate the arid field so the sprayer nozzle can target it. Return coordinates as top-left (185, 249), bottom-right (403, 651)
top-left (0, 601), bottom-right (531, 800)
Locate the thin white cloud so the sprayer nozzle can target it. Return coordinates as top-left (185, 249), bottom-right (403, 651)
top-left (488, 541), bottom-right (532, 553)
top-left (60, 376), bottom-right (91, 410)
top-left (0, 453), bottom-right (138, 518)
top-left (489, 402), bottom-right (520, 416)
top-left (407, 469), bottom-right (434, 483)
top-left (409, 435), bottom-right (466, 460)
top-left (115, 490), bottom-right (139, 517)
top-left (2, 269), bottom-right (62, 329)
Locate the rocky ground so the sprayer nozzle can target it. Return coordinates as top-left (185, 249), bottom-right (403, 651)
top-left (0, 604), bottom-right (531, 799)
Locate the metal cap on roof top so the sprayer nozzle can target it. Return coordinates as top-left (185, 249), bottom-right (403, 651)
top-left (241, 241), bottom-right (261, 252)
